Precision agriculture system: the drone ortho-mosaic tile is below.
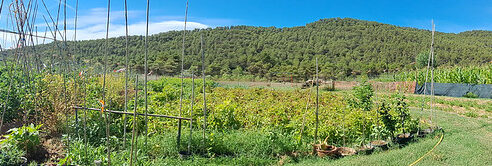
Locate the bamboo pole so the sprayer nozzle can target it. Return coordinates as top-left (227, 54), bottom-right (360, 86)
top-left (420, 20), bottom-right (433, 117)
top-left (315, 58), bottom-right (319, 142)
top-left (430, 21), bottom-right (435, 125)
top-left (73, 107), bottom-right (193, 120)
top-left (0, 0), bottom-right (4, 15)
top-left (130, 75), bottom-right (138, 166)
top-left (73, 0), bottom-right (79, 139)
top-left (188, 70), bottom-right (194, 154)
top-left (83, 71), bottom-right (88, 164)
top-left (61, 0), bottom-right (71, 157)
top-left (201, 34), bottom-right (207, 142)
top-left (123, 0), bottom-right (129, 149)
top-left (144, 0), bottom-right (150, 148)
top-left (298, 76), bottom-right (314, 144)
top-left (178, 0), bottom-right (189, 148)
top-left (103, 0), bottom-right (112, 164)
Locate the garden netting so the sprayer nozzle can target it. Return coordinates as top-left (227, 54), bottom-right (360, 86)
top-left (415, 83), bottom-right (492, 99)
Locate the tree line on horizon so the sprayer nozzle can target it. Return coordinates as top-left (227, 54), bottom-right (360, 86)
top-left (8, 18), bottom-right (492, 81)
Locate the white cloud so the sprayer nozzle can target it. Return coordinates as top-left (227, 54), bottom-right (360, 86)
top-left (1, 8), bottom-right (209, 48)
top-left (66, 20), bottom-right (208, 41)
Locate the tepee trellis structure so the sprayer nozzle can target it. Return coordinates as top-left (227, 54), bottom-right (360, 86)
top-left (0, 0), bottom-right (209, 165)
top-left (420, 20), bottom-right (437, 128)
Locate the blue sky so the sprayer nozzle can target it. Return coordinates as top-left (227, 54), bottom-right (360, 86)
top-left (1, 0), bottom-right (492, 48)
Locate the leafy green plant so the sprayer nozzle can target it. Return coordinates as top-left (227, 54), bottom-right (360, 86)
top-left (377, 102), bottom-right (396, 138)
top-left (0, 124), bottom-right (42, 159)
top-left (391, 94), bottom-right (413, 134)
top-left (349, 82), bottom-right (374, 111)
top-left (463, 92), bottom-right (478, 98)
top-left (0, 145), bottom-right (26, 165)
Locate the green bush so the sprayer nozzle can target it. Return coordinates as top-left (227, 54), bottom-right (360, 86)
top-left (391, 94), bottom-right (417, 134)
top-left (377, 102), bottom-right (396, 138)
top-left (0, 124), bottom-right (42, 160)
top-left (463, 92), bottom-right (478, 98)
top-left (349, 82), bottom-right (374, 111)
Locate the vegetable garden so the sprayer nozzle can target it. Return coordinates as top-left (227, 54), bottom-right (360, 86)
top-left (3, 0), bottom-right (489, 165)
top-left (1, 71), bottom-right (431, 165)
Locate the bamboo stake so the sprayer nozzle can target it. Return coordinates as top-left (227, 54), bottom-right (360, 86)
top-left (188, 70), bottom-right (194, 154)
top-left (103, 0), bottom-right (112, 164)
top-left (0, 0), bottom-right (4, 15)
top-left (130, 75), bottom-right (138, 166)
top-left (123, 0), bottom-right (129, 149)
top-left (72, 0), bottom-right (80, 138)
top-left (178, 0), bottom-right (189, 148)
top-left (420, 20), bottom-right (433, 118)
top-left (298, 76), bottom-right (314, 144)
top-left (61, 0), bottom-right (71, 157)
top-left (83, 71), bottom-right (88, 164)
top-left (315, 58), bottom-right (319, 142)
top-left (201, 34), bottom-right (207, 142)
top-left (143, 0), bottom-right (150, 148)
top-left (430, 21), bottom-right (435, 125)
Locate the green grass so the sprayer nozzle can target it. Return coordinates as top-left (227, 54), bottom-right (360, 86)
top-left (289, 107), bottom-right (492, 165)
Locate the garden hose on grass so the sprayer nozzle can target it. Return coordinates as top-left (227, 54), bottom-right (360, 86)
top-left (408, 128), bottom-right (444, 166)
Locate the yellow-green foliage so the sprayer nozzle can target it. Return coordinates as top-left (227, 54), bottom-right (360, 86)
top-left (95, 73), bottom-right (134, 110)
top-left (148, 83), bottom-right (380, 145)
top-left (36, 73), bottom-right (132, 134)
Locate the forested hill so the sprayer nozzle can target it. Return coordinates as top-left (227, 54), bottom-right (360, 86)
top-left (32, 18), bottom-right (492, 80)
